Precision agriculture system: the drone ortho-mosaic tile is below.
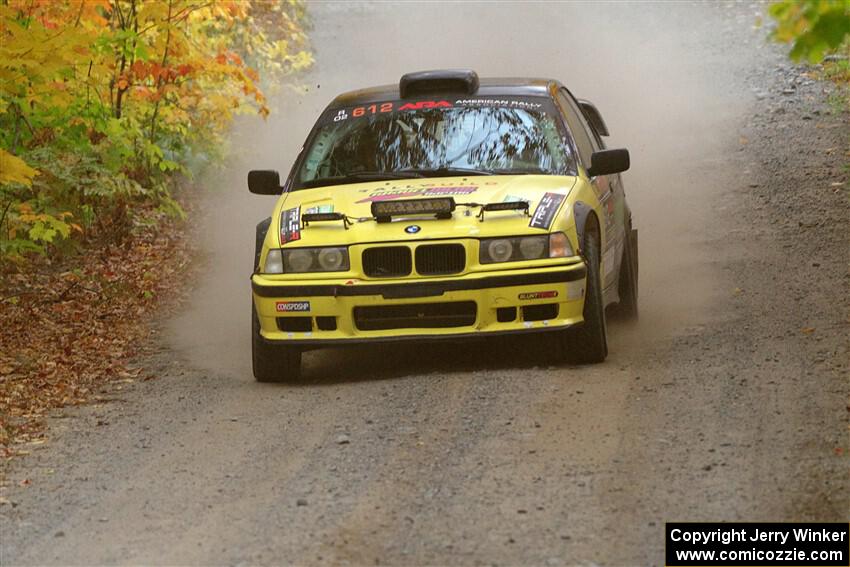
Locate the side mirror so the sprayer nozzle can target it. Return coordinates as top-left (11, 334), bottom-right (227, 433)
top-left (587, 149), bottom-right (630, 177)
top-left (248, 170), bottom-right (282, 195)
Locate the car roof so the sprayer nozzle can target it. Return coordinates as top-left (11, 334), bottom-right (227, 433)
top-left (328, 77), bottom-right (561, 108)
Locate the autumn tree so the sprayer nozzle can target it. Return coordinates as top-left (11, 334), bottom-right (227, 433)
top-left (0, 0), bottom-right (312, 259)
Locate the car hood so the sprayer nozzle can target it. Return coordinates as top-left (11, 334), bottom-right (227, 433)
top-left (274, 175), bottom-right (578, 245)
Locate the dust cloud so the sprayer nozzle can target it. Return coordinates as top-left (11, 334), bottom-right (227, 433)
top-left (166, 1), bottom-right (762, 378)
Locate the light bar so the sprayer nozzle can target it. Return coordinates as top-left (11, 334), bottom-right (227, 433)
top-left (476, 200), bottom-right (529, 221)
top-left (482, 201), bottom-right (529, 213)
top-left (371, 197), bottom-right (456, 222)
top-left (301, 212), bottom-right (351, 229)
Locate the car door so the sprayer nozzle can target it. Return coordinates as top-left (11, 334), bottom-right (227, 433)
top-left (555, 88), bottom-right (625, 294)
top-left (581, 100), bottom-right (629, 295)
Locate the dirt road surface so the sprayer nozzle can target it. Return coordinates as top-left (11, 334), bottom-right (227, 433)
top-left (2, 2), bottom-right (848, 565)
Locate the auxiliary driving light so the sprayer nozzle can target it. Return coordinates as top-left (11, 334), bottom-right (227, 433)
top-left (371, 197), bottom-right (456, 222)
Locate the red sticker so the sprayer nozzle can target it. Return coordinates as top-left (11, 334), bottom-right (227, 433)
top-left (398, 100), bottom-right (453, 111)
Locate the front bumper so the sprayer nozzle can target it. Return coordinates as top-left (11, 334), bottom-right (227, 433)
top-left (251, 262), bottom-right (587, 346)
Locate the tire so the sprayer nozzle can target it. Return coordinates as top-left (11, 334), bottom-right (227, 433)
top-left (251, 305), bottom-right (302, 382)
top-left (562, 228), bottom-right (608, 364)
top-left (613, 225), bottom-right (639, 320)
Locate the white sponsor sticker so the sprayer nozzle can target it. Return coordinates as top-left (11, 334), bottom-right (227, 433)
top-left (567, 281), bottom-right (584, 300)
top-left (276, 301), bottom-right (310, 313)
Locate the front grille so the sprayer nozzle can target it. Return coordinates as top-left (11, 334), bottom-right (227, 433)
top-left (415, 244), bottom-right (465, 275)
top-left (362, 246), bottom-right (412, 278)
top-left (354, 301), bottom-right (477, 331)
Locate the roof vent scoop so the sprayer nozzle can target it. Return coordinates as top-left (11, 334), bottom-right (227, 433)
top-left (399, 69), bottom-right (479, 98)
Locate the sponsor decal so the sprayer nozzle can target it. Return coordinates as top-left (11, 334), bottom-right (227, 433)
top-left (455, 98), bottom-right (544, 109)
top-left (276, 301), bottom-right (310, 313)
top-left (503, 194), bottom-right (530, 204)
top-left (351, 102), bottom-right (394, 117)
top-left (518, 291), bottom-right (559, 301)
top-left (279, 206), bottom-right (301, 244)
top-left (398, 100), bottom-right (452, 111)
top-left (305, 204), bottom-right (334, 214)
top-left (529, 192), bottom-right (566, 230)
top-left (356, 185), bottom-right (478, 204)
top-left (322, 97), bottom-right (556, 126)
top-left (566, 281), bottom-right (584, 300)
top-left (605, 197), bottom-right (616, 233)
top-left (405, 225), bottom-right (421, 234)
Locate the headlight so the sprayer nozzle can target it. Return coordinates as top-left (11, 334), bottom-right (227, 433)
top-left (486, 239), bottom-right (514, 263)
top-left (286, 249), bottom-right (314, 272)
top-left (519, 236), bottom-right (547, 259)
top-left (317, 247), bottom-right (346, 271)
top-left (264, 249), bottom-right (284, 273)
top-left (281, 246), bottom-right (350, 273)
top-left (480, 235), bottom-right (548, 264)
top-left (479, 234), bottom-right (574, 264)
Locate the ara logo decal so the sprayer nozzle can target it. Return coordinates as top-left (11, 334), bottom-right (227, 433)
top-left (405, 225), bottom-right (421, 234)
top-left (398, 100), bottom-right (453, 111)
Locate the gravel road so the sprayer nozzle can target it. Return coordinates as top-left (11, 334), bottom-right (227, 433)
top-left (2, 2), bottom-right (848, 565)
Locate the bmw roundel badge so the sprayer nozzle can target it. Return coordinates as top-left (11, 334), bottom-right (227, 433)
top-left (405, 225), bottom-right (421, 234)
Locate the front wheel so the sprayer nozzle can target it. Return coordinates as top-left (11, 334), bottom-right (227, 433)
top-left (560, 230), bottom-right (608, 364)
top-left (251, 306), bottom-right (302, 382)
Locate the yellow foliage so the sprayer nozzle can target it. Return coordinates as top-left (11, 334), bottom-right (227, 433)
top-left (0, 0), bottom-right (312, 258)
top-left (0, 149), bottom-right (38, 187)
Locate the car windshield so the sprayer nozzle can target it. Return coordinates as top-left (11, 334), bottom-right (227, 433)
top-left (293, 101), bottom-right (576, 189)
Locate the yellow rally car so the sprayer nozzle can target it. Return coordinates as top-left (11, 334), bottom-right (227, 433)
top-left (249, 70), bottom-right (637, 382)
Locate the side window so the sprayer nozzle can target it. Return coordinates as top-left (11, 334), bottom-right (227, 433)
top-left (556, 89), bottom-right (596, 170)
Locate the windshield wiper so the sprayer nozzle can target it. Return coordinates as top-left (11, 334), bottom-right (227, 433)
top-left (396, 167), bottom-right (494, 178)
top-left (491, 168), bottom-right (550, 176)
